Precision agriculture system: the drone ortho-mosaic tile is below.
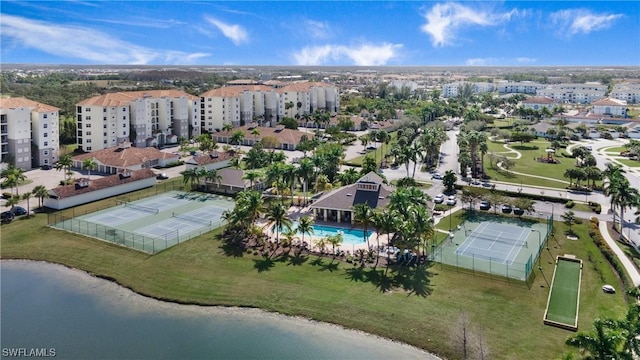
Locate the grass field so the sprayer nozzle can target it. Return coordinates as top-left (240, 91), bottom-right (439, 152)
top-left (0, 182), bottom-right (630, 359)
top-left (615, 158), bottom-right (640, 168)
top-left (484, 140), bottom-right (606, 189)
top-left (545, 257), bottom-right (582, 330)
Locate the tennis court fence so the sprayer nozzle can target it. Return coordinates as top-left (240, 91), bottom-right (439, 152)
top-left (47, 213), bottom-right (222, 254)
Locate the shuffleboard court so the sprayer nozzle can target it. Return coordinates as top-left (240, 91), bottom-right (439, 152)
top-left (544, 256), bottom-right (582, 331)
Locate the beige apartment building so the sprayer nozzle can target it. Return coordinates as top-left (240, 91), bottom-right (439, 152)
top-left (76, 90), bottom-right (200, 152)
top-left (0, 97), bottom-right (60, 170)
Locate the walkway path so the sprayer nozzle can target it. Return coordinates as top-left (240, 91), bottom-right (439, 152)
top-left (598, 221), bottom-right (640, 287)
top-left (495, 161), bottom-right (570, 185)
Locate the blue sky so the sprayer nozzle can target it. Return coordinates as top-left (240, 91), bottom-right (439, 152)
top-left (1, 1), bottom-right (638, 66)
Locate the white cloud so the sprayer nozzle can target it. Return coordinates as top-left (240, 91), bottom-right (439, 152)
top-left (292, 43), bottom-right (402, 66)
top-left (465, 58), bottom-right (497, 66)
top-left (516, 57), bottom-right (537, 64)
top-left (305, 20), bottom-right (332, 40)
top-left (0, 15), bottom-right (209, 64)
top-left (420, 2), bottom-right (518, 47)
top-left (204, 16), bottom-right (248, 45)
top-left (550, 9), bottom-right (622, 36)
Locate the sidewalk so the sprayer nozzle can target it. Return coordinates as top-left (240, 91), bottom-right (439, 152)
top-left (598, 220), bottom-right (640, 287)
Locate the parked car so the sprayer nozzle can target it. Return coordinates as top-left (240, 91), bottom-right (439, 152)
top-left (1, 211), bottom-right (14, 224)
top-left (470, 179), bottom-right (482, 186)
top-left (366, 146), bottom-right (377, 151)
top-left (434, 194), bottom-right (445, 204)
top-left (479, 201), bottom-right (491, 211)
top-left (41, 164), bottom-right (52, 170)
top-left (501, 204), bottom-right (512, 214)
top-left (10, 206), bottom-right (27, 216)
top-left (431, 173), bottom-right (443, 180)
top-left (446, 195), bottom-right (457, 206)
top-left (602, 284), bottom-right (616, 294)
top-left (513, 207), bottom-right (525, 216)
top-left (156, 173), bottom-right (169, 180)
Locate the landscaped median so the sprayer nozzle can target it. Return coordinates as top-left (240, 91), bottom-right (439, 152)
top-left (0, 187), bottom-right (630, 360)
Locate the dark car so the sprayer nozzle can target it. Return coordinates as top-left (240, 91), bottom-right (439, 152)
top-left (513, 207), bottom-right (525, 216)
top-left (156, 173), bottom-right (169, 180)
top-left (479, 201), bottom-right (491, 211)
top-left (501, 204), bottom-right (512, 214)
top-left (1, 211), bottom-right (14, 224)
top-left (41, 164), bottom-right (52, 170)
top-left (10, 206), bottom-right (27, 216)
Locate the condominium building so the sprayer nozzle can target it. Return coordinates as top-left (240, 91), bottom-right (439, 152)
top-left (200, 85), bottom-right (279, 132)
top-left (441, 82), bottom-right (495, 98)
top-left (76, 90), bottom-right (200, 152)
top-left (536, 83), bottom-right (607, 104)
top-left (610, 82), bottom-right (640, 104)
top-left (0, 97), bottom-right (60, 170)
top-left (199, 82), bottom-right (339, 133)
top-left (591, 98), bottom-right (628, 117)
top-left (496, 81), bottom-right (546, 94)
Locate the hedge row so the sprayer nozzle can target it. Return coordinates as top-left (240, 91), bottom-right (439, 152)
top-left (588, 217), bottom-right (632, 294)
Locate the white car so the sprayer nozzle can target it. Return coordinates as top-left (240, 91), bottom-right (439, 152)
top-left (431, 173), bottom-right (443, 180)
top-left (602, 285), bottom-right (615, 294)
top-left (434, 194), bottom-right (445, 204)
top-left (446, 195), bottom-right (457, 206)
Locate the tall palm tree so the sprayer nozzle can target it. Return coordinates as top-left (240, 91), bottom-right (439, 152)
top-left (327, 233), bottom-right (343, 261)
top-left (1, 165), bottom-right (26, 197)
top-left (32, 185), bottom-right (48, 209)
top-left (5, 196), bottom-right (20, 210)
top-left (182, 168), bottom-right (199, 191)
top-left (352, 203), bottom-right (373, 250)
top-left (82, 157), bottom-right (97, 180)
top-left (21, 191), bottom-right (32, 217)
top-left (297, 158), bottom-right (315, 206)
top-left (264, 202), bottom-right (292, 257)
top-left (205, 169), bottom-right (222, 190)
top-left (235, 190), bottom-right (263, 226)
top-left (613, 304), bottom-right (640, 357)
top-left (230, 130), bottom-right (245, 150)
top-left (222, 123), bottom-right (233, 132)
top-left (611, 180), bottom-right (639, 240)
top-left (250, 128), bottom-right (260, 144)
top-left (55, 154), bottom-right (73, 184)
top-left (296, 215), bottom-right (314, 250)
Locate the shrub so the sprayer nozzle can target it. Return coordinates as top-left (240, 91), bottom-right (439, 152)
top-left (434, 204), bottom-right (449, 212)
top-left (565, 200), bottom-right (575, 208)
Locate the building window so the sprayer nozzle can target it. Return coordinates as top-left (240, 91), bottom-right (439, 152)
top-left (86, 131), bottom-right (91, 136)
top-left (86, 116), bottom-right (91, 120)
top-left (103, 108), bottom-right (107, 112)
top-left (43, 133), bottom-right (48, 138)
top-left (122, 107), bottom-right (126, 112)
top-left (43, 123), bottom-right (48, 128)
top-left (44, 150), bottom-right (48, 155)
top-left (86, 123), bottom-right (91, 128)
top-left (43, 114), bottom-right (47, 119)
top-left (86, 139), bottom-right (92, 143)
top-left (86, 147), bottom-right (92, 151)
top-left (122, 116), bottom-right (126, 120)
top-left (44, 159), bottom-right (48, 164)
top-left (122, 123), bottom-right (126, 127)
top-left (44, 142), bottom-right (48, 147)
top-left (103, 124), bottom-right (107, 129)
top-left (123, 131), bottom-right (126, 135)
top-left (85, 108), bottom-right (91, 112)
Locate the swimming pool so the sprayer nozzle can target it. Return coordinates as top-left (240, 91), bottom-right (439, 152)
top-left (288, 222), bottom-right (372, 245)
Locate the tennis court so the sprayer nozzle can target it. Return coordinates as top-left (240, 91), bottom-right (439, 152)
top-left (433, 213), bottom-right (552, 281)
top-left (544, 256), bottom-right (582, 331)
top-left (48, 191), bottom-right (234, 254)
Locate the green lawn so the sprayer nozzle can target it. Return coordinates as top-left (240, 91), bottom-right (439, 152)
top-left (0, 189), bottom-right (629, 360)
top-left (484, 140), bottom-right (604, 189)
top-left (615, 158), bottom-right (640, 168)
top-left (345, 131), bottom-right (397, 165)
top-left (545, 258), bottom-right (581, 328)
top-left (602, 146), bottom-right (626, 154)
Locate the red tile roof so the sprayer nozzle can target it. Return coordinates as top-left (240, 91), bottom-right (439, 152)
top-left (215, 125), bottom-right (312, 146)
top-left (522, 96), bottom-right (555, 104)
top-left (0, 97), bottom-right (60, 112)
top-left (78, 90), bottom-right (199, 107)
top-left (592, 98), bottom-right (626, 106)
top-left (73, 145), bottom-right (179, 168)
top-left (186, 151), bottom-right (235, 166)
top-left (200, 85), bottom-right (276, 98)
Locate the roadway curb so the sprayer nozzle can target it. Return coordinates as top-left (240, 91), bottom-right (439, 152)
top-left (598, 220), bottom-right (640, 287)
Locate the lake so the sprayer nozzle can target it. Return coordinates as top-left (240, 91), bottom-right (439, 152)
top-left (1, 261), bottom-right (439, 360)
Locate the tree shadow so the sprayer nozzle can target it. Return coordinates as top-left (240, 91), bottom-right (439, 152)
top-left (310, 257), bottom-right (325, 267)
top-left (344, 265), bottom-right (367, 283)
top-left (253, 257), bottom-right (275, 272)
top-left (317, 261), bottom-right (340, 273)
top-left (365, 268), bottom-right (394, 294)
top-left (286, 254), bottom-right (309, 266)
top-left (219, 242), bottom-right (245, 258)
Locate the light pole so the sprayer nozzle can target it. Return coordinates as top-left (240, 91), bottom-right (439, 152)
top-left (531, 229), bottom-right (541, 266)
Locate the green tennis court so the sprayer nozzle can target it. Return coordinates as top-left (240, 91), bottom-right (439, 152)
top-left (544, 256), bottom-right (582, 331)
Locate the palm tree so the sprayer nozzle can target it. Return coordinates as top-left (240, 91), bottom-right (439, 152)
top-left (56, 154), bottom-right (73, 184)
top-left (250, 128), bottom-right (260, 144)
top-left (339, 167), bottom-right (360, 186)
top-left (297, 158), bottom-right (315, 206)
top-left (32, 185), bottom-right (48, 209)
top-left (296, 216), bottom-right (314, 250)
top-left (1, 165), bottom-right (25, 197)
top-left (566, 318), bottom-right (623, 360)
top-left (352, 203), bottom-right (373, 250)
top-left (21, 191), bottom-right (32, 217)
top-left (235, 190), bottom-right (263, 226)
top-left (222, 123), bottom-right (233, 132)
top-left (205, 169), bottom-right (222, 190)
top-left (242, 170), bottom-right (262, 189)
top-left (82, 157), bottom-right (97, 181)
top-left (182, 168), bottom-right (199, 191)
top-left (613, 304), bottom-right (640, 357)
top-left (264, 202), bottom-right (292, 257)
top-left (612, 181), bottom-right (639, 240)
top-left (327, 233), bottom-right (344, 260)
top-left (4, 196), bottom-right (20, 210)
top-left (561, 211), bottom-right (577, 235)
top-left (230, 130), bottom-right (245, 150)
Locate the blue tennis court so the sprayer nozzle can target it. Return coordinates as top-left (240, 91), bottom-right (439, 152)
top-left (455, 222), bottom-right (530, 265)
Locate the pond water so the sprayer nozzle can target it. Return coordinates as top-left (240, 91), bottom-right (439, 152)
top-left (0, 261), bottom-right (439, 360)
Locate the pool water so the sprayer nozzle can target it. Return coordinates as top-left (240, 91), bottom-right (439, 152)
top-left (287, 222), bottom-right (372, 245)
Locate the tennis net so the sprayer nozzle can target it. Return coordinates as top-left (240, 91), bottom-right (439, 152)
top-left (118, 200), bottom-right (159, 214)
top-left (172, 212), bottom-right (212, 226)
top-left (466, 231), bottom-right (528, 248)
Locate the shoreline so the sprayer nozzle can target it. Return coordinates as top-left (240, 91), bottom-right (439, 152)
top-left (1, 259), bottom-right (441, 360)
